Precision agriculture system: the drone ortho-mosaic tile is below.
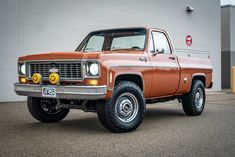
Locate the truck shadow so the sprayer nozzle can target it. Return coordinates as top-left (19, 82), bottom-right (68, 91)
top-left (19, 107), bottom-right (186, 134)
top-left (145, 108), bottom-right (185, 119)
top-left (143, 108), bottom-right (186, 125)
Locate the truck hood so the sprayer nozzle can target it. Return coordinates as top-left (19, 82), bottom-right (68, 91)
top-left (18, 50), bottom-right (144, 61)
top-left (18, 51), bottom-right (103, 61)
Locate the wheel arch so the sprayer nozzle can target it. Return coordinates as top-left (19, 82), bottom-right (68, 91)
top-left (114, 73), bottom-right (144, 91)
top-left (192, 73), bottom-right (206, 87)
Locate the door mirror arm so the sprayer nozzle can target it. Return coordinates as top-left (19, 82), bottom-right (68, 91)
top-left (150, 51), bottom-right (158, 56)
top-left (151, 48), bottom-right (164, 56)
top-left (156, 48), bottom-right (165, 54)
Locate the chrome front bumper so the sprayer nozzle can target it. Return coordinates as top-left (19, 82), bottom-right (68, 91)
top-left (14, 83), bottom-right (107, 100)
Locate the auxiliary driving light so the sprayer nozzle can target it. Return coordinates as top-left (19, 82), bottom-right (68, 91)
top-left (32, 73), bottom-right (41, 84)
top-left (49, 73), bottom-right (59, 85)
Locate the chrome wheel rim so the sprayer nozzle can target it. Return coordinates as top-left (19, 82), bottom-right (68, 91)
top-left (195, 88), bottom-right (204, 110)
top-left (115, 93), bottom-right (139, 123)
top-left (41, 99), bottom-right (61, 114)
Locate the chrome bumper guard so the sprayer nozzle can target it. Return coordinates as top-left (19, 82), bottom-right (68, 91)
top-left (14, 83), bottom-right (107, 100)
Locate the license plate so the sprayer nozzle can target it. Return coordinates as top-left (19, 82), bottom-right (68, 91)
top-left (42, 87), bottom-right (56, 98)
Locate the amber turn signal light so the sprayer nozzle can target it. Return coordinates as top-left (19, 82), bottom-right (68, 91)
top-left (32, 73), bottom-right (42, 84)
top-left (87, 79), bottom-right (99, 86)
top-left (19, 77), bottom-right (27, 83)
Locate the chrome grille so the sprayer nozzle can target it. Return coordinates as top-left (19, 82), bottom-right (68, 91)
top-left (27, 62), bottom-right (83, 80)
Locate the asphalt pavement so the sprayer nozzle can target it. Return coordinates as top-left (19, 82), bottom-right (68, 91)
top-left (0, 91), bottom-right (235, 157)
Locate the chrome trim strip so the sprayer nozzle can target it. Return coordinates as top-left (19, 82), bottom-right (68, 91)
top-left (192, 73), bottom-right (206, 77)
top-left (107, 88), bottom-right (113, 91)
top-left (14, 83), bottom-right (107, 100)
top-left (107, 64), bottom-right (212, 70)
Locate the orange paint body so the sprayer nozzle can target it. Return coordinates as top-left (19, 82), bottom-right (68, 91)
top-left (18, 27), bottom-right (213, 100)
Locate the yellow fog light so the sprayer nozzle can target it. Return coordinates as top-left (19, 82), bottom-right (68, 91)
top-left (49, 73), bottom-right (59, 85)
top-left (20, 77), bottom-right (27, 83)
top-left (87, 79), bottom-right (98, 86)
top-left (32, 73), bottom-right (41, 84)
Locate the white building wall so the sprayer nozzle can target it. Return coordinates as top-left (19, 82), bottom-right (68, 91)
top-left (0, 0), bottom-right (221, 102)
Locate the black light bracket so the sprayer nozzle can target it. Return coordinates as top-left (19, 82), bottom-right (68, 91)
top-left (186, 6), bottom-right (194, 13)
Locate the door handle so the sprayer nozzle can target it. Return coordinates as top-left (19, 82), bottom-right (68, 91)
top-left (139, 57), bottom-right (147, 62)
top-left (169, 56), bottom-right (176, 60)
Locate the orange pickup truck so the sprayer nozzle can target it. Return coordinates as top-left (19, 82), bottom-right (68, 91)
top-left (15, 27), bottom-right (213, 133)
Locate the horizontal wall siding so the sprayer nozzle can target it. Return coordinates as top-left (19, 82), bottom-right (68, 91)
top-left (0, 0), bottom-right (221, 102)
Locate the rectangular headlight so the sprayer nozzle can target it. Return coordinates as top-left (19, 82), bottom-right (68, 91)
top-left (84, 61), bottom-right (100, 78)
top-left (18, 62), bottom-right (26, 75)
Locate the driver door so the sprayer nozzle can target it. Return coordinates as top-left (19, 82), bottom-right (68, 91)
top-left (149, 31), bottom-right (180, 97)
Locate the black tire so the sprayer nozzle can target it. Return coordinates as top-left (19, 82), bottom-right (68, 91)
top-left (27, 97), bottom-right (70, 123)
top-left (182, 80), bottom-right (206, 116)
top-left (97, 81), bottom-right (146, 133)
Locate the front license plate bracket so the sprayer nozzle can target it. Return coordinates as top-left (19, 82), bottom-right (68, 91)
top-left (42, 87), bottom-right (56, 98)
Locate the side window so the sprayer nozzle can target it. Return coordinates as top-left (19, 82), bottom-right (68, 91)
top-left (152, 32), bottom-right (171, 54)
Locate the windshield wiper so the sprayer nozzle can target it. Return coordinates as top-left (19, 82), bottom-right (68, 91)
top-left (83, 48), bottom-right (98, 52)
top-left (110, 47), bottom-right (127, 51)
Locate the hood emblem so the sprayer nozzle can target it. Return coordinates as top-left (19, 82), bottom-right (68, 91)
top-left (49, 68), bottom-right (59, 73)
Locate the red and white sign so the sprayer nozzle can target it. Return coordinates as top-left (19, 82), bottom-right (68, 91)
top-left (186, 35), bottom-right (192, 46)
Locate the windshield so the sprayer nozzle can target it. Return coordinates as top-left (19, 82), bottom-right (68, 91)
top-left (76, 28), bottom-right (147, 52)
